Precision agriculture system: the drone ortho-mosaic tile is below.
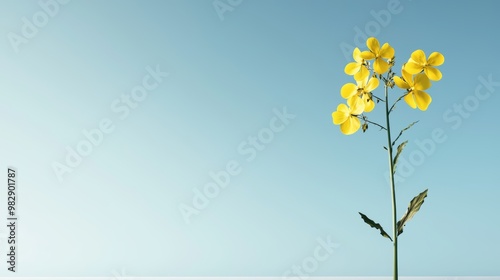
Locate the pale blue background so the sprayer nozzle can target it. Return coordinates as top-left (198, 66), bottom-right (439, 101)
top-left (0, 0), bottom-right (499, 277)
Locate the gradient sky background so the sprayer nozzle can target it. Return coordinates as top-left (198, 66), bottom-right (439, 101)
top-left (0, 0), bottom-right (499, 277)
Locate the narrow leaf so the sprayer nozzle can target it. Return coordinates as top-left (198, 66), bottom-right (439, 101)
top-left (397, 189), bottom-right (428, 236)
top-left (392, 121), bottom-right (418, 146)
top-left (359, 212), bottom-right (393, 241)
top-left (393, 140), bottom-right (408, 174)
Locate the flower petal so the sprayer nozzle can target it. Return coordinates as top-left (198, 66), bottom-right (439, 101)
top-left (404, 92), bottom-right (417, 109)
top-left (410, 49), bottom-right (426, 65)
top-left (332, 104), bottom-right (349, 125)
top-left (362, 93), bottom-right (375, 112)
top-left (404, 61), bottom-right (423, 74)
top-left (393, 76), bottom-right (409, 89)
top-left (401, 68), bottom-right (413, 86)
top-left (348, 95), bottom-right (365, 115)
top-left (354, 66), bottom-right (369, 80)
top-left (366, 37), bottom-right (380, 53)
top-left (352, 47), bottom-right (363, 62)
top-left (424, 66), bottom-right (442, 81)
top-left (344, 62), bottom-right (361, 75)
top-left (414, 73), bottom-right (431, 90)
top-left (427, 52), bottom-right (444, 66)
top-left (414, 90), bottom-right (432, 111)
top-left (341, 83), bottom-right (358, 99)
top-left (360, 51), bottom-right (375, 60)
top-left (356, 77), bottom-right (367, 88)
top-left (365, 77), bottom-right (379, 92)
top-left (373, 57), bottom-right (389, 74)
top-left (340, 116), bottom-right (361, 135)
top-left (379, 43), bottom-right (394, 59)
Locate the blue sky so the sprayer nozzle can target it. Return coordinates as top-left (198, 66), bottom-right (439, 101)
top-left (1, 0), bottom-right (499, 277)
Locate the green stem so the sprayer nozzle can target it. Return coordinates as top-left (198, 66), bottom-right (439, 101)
top-left (384, 84), bottom-right (398, 280)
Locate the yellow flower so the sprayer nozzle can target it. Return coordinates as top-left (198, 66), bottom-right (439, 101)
top-left (344, 47), bottom-right (370, 80)
top-left (360, 37), bottom-right (395, 74)
top-left (332, 96), bottom-right (365, 135)
top-left (404, 50), bottom-right (444, 81)
top-left (394, 69), bottom-right (432, 111)
top-left (340, 76), bottom-right (379, 112)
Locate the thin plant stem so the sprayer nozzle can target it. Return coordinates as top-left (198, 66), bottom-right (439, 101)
top-left (384, 83), bottom-right (398, 280)
top-left (354, 116), bottom-right (387, 131)
top-left (389, 93), bottom-right (406, 114)
top-left (371, 94), bottom-right (385, 103)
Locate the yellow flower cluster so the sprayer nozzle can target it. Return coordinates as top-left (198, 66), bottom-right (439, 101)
top-left (332, 37), bottom-right (444, 135)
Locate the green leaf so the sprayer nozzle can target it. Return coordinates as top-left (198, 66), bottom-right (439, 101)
top-left (397, 189), bottom-right (428, 236)
top-left (359, 212), bottom-right (393, 241)
top-left (392, 121), bottom-right (418, 146)
top-left (393, 140), bottom-right (408, 174)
